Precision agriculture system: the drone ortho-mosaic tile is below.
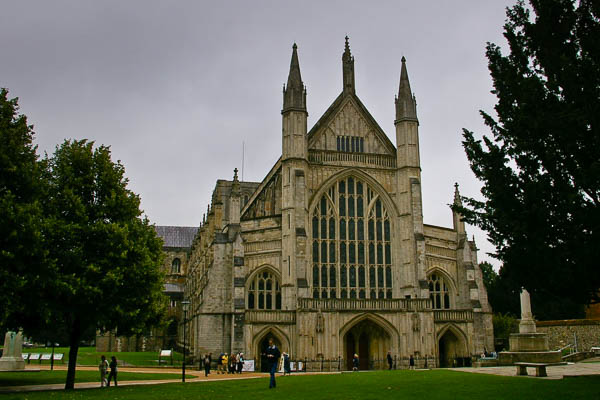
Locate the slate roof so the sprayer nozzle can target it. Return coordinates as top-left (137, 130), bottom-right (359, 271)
top-left (155, 226), bottom-right (198, 248)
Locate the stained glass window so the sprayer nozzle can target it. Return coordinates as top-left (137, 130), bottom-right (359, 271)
top-left (310, 177), bottom-right (394, 298)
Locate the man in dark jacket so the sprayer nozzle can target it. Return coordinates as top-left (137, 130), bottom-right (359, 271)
top-left (265, 338), bottom-right (281, 388)
top-left (387, 351), bottom-right (393, 370)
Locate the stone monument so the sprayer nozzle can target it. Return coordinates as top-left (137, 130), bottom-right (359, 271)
top-left (0, 331), bottom-right (26, 371)
top-left (498, 288), bottom-right (562, 364)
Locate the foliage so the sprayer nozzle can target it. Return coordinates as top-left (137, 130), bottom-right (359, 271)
top-left (492, 313), bottom-right (519, 340)
top-left (23, 140), bottom-right (166, 389)
top-left (0, 370), bottom-right (599, 400)
top-left (0, 89), bottom-right (46, 330)
top-left (456, 0), bottom-right (600, 309)
top-left (478, 261), bottom-right (498, 292)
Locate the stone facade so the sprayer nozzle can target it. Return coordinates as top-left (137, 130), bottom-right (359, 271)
top-left (178, 38), bottom-right (493, 370)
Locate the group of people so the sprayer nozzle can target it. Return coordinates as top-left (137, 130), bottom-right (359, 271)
top-left (206, 352), bottom-right (244, 375)
top-left (98, 355), bottom-right (118, 387)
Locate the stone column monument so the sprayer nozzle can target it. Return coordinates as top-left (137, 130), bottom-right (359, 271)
top-left (0, 331), bottom-right (26, 371)
top-left (498, 288), bottom-right (561, 365)
top-left (518, 288), bottom-right (537, 334)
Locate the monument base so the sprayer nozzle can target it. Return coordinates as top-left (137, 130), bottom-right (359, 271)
top-left (509, 332), bottom-right (549, 352)
top-left (498, 350), bottom-right (562, 365)
top-left (0, 357), bottom-right (25, 371)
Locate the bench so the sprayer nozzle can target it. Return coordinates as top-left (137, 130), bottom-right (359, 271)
top-left (514, 362), bottom-right (566, 377)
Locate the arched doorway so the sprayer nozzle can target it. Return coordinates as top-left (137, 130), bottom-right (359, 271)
top-left (343, 318), bottom-right (391, 370)
top-left (258, 335), bottom-right (281, 372)
top-left (438, 327), bottom-right (467, 367)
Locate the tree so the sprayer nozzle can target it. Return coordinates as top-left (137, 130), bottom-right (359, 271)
top-left (457, 0), bottom-right (600, 311)
top-left (35, 140), bottom-right (165, 389)
top-left (0, 88), bottom-right (46, 330)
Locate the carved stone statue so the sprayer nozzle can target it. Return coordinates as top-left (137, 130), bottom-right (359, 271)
top-left (0, 331), bottom-right (25, 371)
top-left (315, 311), bottom-right (324, 333)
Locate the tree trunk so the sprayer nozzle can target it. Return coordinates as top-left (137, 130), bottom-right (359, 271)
top-left (65, 319), bottom-right (81, 390)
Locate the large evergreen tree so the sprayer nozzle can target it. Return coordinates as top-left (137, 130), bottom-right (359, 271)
top-left (0, 89), bottom-right (46, 329)
top-left (457, 0), bottom-right (600, 311)
top-left (37, 140), bottom-right (165, 389)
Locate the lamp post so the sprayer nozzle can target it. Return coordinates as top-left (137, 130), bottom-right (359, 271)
top-left (181, 300), bottom-right (190, 383)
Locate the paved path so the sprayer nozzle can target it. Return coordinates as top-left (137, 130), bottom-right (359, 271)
top-left (0, 367), bottom-right (337, 393)
top-left (452, 358), bottom-right (600, 380)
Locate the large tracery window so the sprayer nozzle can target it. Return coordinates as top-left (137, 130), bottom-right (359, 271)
top-left (428, 273), bottom-right (451, 309)
top-left (311, 176), bottom-right (392, 299)
top-left (247, 270), bottom-right (282, 310)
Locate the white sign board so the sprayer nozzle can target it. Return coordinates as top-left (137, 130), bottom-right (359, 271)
top-left (290, 361), bottom-right (296, 371)
top-left (29, 353), bottom-right (41, 360)
top-left (242, 359), bottom-right (254, 372)
top-left (22, 354), bottom-right (29, 360)
top-left (40, 353), bottom-right (52, 360)
top-left (160, 350), bottom-right (172, 357)
top-left (53, 353), bottom-right (64, 360)
top-left (298, 361), bottom-right (303, 371)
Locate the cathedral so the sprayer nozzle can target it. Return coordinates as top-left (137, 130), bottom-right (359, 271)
top-left (159, 38), bottom-right (493, 370)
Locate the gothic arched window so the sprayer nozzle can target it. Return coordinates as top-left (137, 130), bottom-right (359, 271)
top-left (247, 270), bottom-right (281, 310)
top-left (428, 273), bottom-right (451, 309)
top-left (311, 176), bottom-right (393, 299)
top-left (171, 258), bottom-right (181, 274)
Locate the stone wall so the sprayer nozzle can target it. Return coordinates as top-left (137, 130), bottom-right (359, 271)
top-left (536, 319), bottom-right (600, 351)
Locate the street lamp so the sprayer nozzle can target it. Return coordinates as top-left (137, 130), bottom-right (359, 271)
top-left (181, 300), bottom-right (190, 383)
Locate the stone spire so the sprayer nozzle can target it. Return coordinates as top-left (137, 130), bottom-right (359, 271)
top-left (395, 56), bottom-right (417, 122)
top-left (342, 36), bottom-right (355, 94)
top-left (232, 168), bottom-right (240, 195)
top-left (283, 43), bottom-right (306, 113)
top-left (452, 183), bottom-right (466, 235)
top-left (453, 182), bottom-right (462, 206)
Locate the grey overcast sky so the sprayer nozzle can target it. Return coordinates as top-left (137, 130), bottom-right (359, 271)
top-left (1, 0), bottom-right (516, 267)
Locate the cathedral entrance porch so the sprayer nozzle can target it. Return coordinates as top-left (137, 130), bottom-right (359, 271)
top-left (342, 317), bottom-right (391, 370)
top-left (437, 325), bottom-right (468, 367)
top-left (252, 327), bottom-right (289, 373)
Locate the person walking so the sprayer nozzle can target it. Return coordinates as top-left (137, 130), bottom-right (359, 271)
top-left (107, 356), bottom-right (118, 386)
top-left (352, 353), bottom-right (359, 371)
top-left (203, 353), bottom-right (212, 377)
top-left (387, 351), bottom-right (393, 370)
top-left (266, 338), bottom-right (281, 388)
top-left (98, 355), bottom-right (109, 387)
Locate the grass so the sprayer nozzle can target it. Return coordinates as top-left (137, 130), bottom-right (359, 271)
top-left (0, 369), bottom-right (598, 400)
top-left (0, 370), bottom-right (194, 387)
top-left (21, 347), bottom-right (183, 367)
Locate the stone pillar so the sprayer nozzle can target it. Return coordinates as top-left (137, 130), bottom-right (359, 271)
top-left (519, 288), bottom-right (536, 334)
top-left (0, 331), bottom-right (25, 371)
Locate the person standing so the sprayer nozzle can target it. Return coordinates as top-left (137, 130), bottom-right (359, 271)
top-left (203, 353), bottom-right (212, 377)
top-left (387, 351), bottom-right (393, 370)
top-left (409, 354), bottom-right (415, 370)
top-left (107, 356), bottom-right (118, 386)
top-left (352, 354), bottom-right (359, 371)
top-left (98, 355), bottom-right (109, 387)
top-left (266, 338), bottom-right (281, 388)
top-left (222, 353), bottom-right (229, 374)
top-left (283, 352), bottom-right (291, 376)
top-left (237, 352), bottom-right (244, 374)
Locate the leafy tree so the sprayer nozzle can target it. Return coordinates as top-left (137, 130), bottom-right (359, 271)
top-left (457, 0), bottom-right (600, 311)
top-left (479, 261), bottom-right (498, 292)
top-left (0, 88), bottom-right (46, 330)
top-left (33, 140), bottom-right (166, 389)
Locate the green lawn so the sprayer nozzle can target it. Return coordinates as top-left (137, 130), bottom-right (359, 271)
top-left (21, 347), bottom-right (183, 367)
top-left (0, 370), bottom-right (194, 387)
top-left (0, 370), bottom-right (598, 400)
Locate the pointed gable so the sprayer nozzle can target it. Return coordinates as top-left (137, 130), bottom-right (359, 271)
top-left (308, 92), bottom-right (396, 156)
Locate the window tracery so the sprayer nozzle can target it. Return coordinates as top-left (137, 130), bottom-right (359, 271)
top-left (428, 273), bottom-right (451, 309)
top-left (311, 176), bottom-right (392, 299)
top-left (247, 270), bottom-right (282, 310)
